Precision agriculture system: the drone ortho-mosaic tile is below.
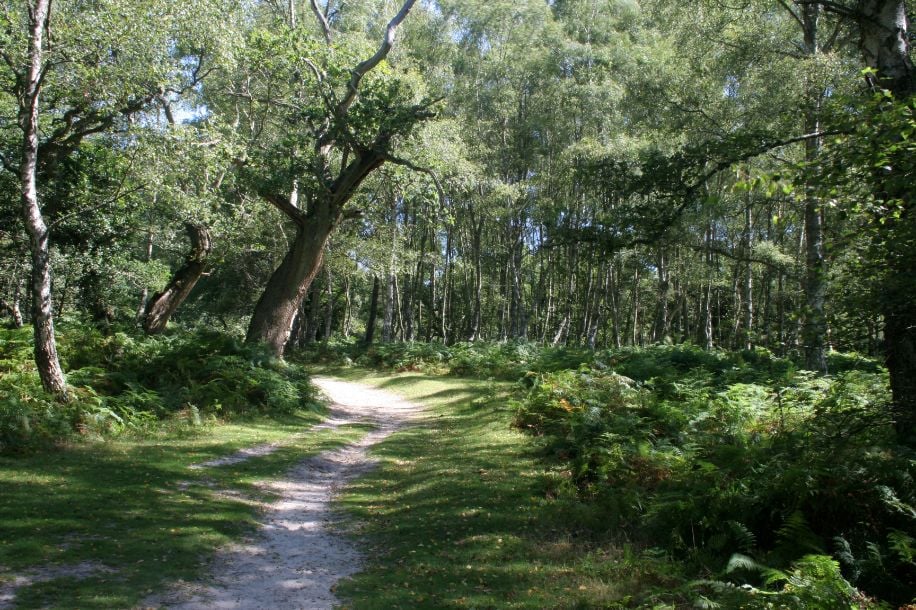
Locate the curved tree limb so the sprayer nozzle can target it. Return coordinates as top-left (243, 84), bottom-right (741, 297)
top-left (143, 223), bottom-right (213, 334)
top-left (382, 152), bottom-right (446, 209)
top-left (263, 191), bottom-right (307, 226)
top-left (308, 0), bottom-right (332, 43)
top-left (335, 0), bottom-right (418, 118)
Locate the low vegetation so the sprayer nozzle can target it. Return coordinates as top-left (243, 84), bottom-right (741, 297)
top-left (2, 327), bottom-right (913, 607)
top-left (1, 324), bottom-right (320, 453)
top-left (317, 343), bottom-right (915, 608)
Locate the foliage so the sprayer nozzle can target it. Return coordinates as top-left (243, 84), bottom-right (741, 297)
top-left (333, 369), bottom-right (687, 609)
top-left (513, 344), bottom-right (914, 605)
top-left (0, 324), bottom-right (320, 453)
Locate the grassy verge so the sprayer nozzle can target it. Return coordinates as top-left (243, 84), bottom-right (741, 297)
top-left (330, 368), bottom-right (678, 610)
top-left (0, 408), bottom-right (368, 609)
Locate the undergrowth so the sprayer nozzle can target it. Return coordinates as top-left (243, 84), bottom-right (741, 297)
top-left (517, 353), bottom-right (914, 606)
top-left (310, 340), bottom-right (915, 607)
top-left (1, 324), bottom-right (320, 453)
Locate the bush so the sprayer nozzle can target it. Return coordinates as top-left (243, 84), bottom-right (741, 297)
top-left (513, 346), bottom-right (913, 606)
top-left (0, 325), bottom-right (320, 452)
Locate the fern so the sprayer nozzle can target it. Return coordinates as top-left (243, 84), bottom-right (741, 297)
top-left (775, 511), bottom-right (824, 559)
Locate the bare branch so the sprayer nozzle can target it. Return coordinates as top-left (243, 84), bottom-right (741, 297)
top-left (263, 191), bottom-right (307, 225)
top-left (159, 95), bottom-right (176, 125)
top-left (303, 57), bottom-right (335, 114)
top-left (335, 0), bottom-right (418, 118)
top-left (308, 0), bottom-right (332, 43)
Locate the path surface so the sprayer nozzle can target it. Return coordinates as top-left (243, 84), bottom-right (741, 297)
top-left (146, 376), bottom-right (422, 610)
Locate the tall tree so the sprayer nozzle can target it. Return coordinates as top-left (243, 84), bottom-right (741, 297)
top-left (242, 0), bottom-right (438, 355)
top-left (7, 0), bottom-right (66, 395)
top-left (0, 0), bottom-right (231, 394)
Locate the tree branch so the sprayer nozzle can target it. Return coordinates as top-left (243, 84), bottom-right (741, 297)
top-left (308, 0), bottom-right (332, 43)
top-left (382, 152), bottom-right (446, 209)
top-left (263, 191), bottom-right (307, 226)
top-left (335, 0), bottom-right (418, 118)
top-left (776, 0), bottom-right (806, 31)
top-left (794, 0), bottom-right (858, 20)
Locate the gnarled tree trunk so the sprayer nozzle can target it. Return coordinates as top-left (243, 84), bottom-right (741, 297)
top-left (143, 223), bottom-right (212, 334)
top-left (246, 201), bottom-right (338, 354)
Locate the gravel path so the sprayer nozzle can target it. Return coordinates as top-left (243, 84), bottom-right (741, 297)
top-left (146, 376), bottom-right (422, 610)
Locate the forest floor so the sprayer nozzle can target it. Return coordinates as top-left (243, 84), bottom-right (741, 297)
top-left (0, 393), bottom-right (364, 608)
top-left (2, 370), bottom-right (658, 609)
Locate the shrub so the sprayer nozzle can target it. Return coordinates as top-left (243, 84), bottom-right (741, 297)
top-left (513, 346), bottom-right (912, 605)
top-left (0, 325), bottom-right (320, 452)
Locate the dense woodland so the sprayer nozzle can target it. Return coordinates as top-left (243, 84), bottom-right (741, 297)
top-left (1, 0), bottom-right (915, 607)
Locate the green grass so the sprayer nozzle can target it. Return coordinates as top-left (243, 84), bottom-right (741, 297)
top-left (0, 408), bottom-right (368, 609)
top-left (330, 368), bottom-right (681, 610)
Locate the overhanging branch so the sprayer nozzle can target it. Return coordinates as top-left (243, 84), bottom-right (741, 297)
top-left (382, 153), bottom-right (446, 208)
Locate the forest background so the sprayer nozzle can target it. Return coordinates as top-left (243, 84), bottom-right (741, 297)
top-left (1, 0), bottom-right (915, 607)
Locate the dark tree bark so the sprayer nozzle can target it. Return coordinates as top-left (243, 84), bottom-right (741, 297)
top-left (303, 267), bottom-right (324, 346)
top-left (136, 230), bottom-right (155, 322)
top-left (364, 274), bottom-right (381, 346)
top-left (852, 0), bottom-right (916, 439)
top-left (246, 199), bottom-right (338, 353)
top-left (143, 224), bottom-right (212, 334)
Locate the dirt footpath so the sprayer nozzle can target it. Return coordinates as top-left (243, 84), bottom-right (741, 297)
top-left (146, 376), bottom-right (421, 610)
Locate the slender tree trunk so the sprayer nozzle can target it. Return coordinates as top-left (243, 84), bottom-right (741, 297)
top-left (322, 265), bottom-right (333, 346)
top-left (743, 205), bottom-right (754, 350)
top-left (343, 273), bottom-right (352, 338)
top-left (407, 230), bottom-right (426, 341)
top-left (364, 274), bottom-right (381, 346)
top-left (610, 260), bottom-right (621, 349)
top-left (17, 0), bottom-right (66, 397)
top-left (653, 248), bottom-right (670, 343)
top-left (799, 3), bottom-right (829, 371)
top-left (136, 230), bottom-right (154, 322)
top-left (442, 224), bottom-right (453, 342)
top-left (631, 267), bottom-right (641, 346)
top-left (382, 202), bottom-right (398, 343)
top-left (468, 210), bottom-right (483, 340)
top-left (143, 223), bottom-right (212, 334)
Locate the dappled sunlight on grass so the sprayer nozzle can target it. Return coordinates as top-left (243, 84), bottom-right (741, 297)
top-left (332, 370), bottom-right (660, 609)
top-left (0, 411), bottom-right (364, 609)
